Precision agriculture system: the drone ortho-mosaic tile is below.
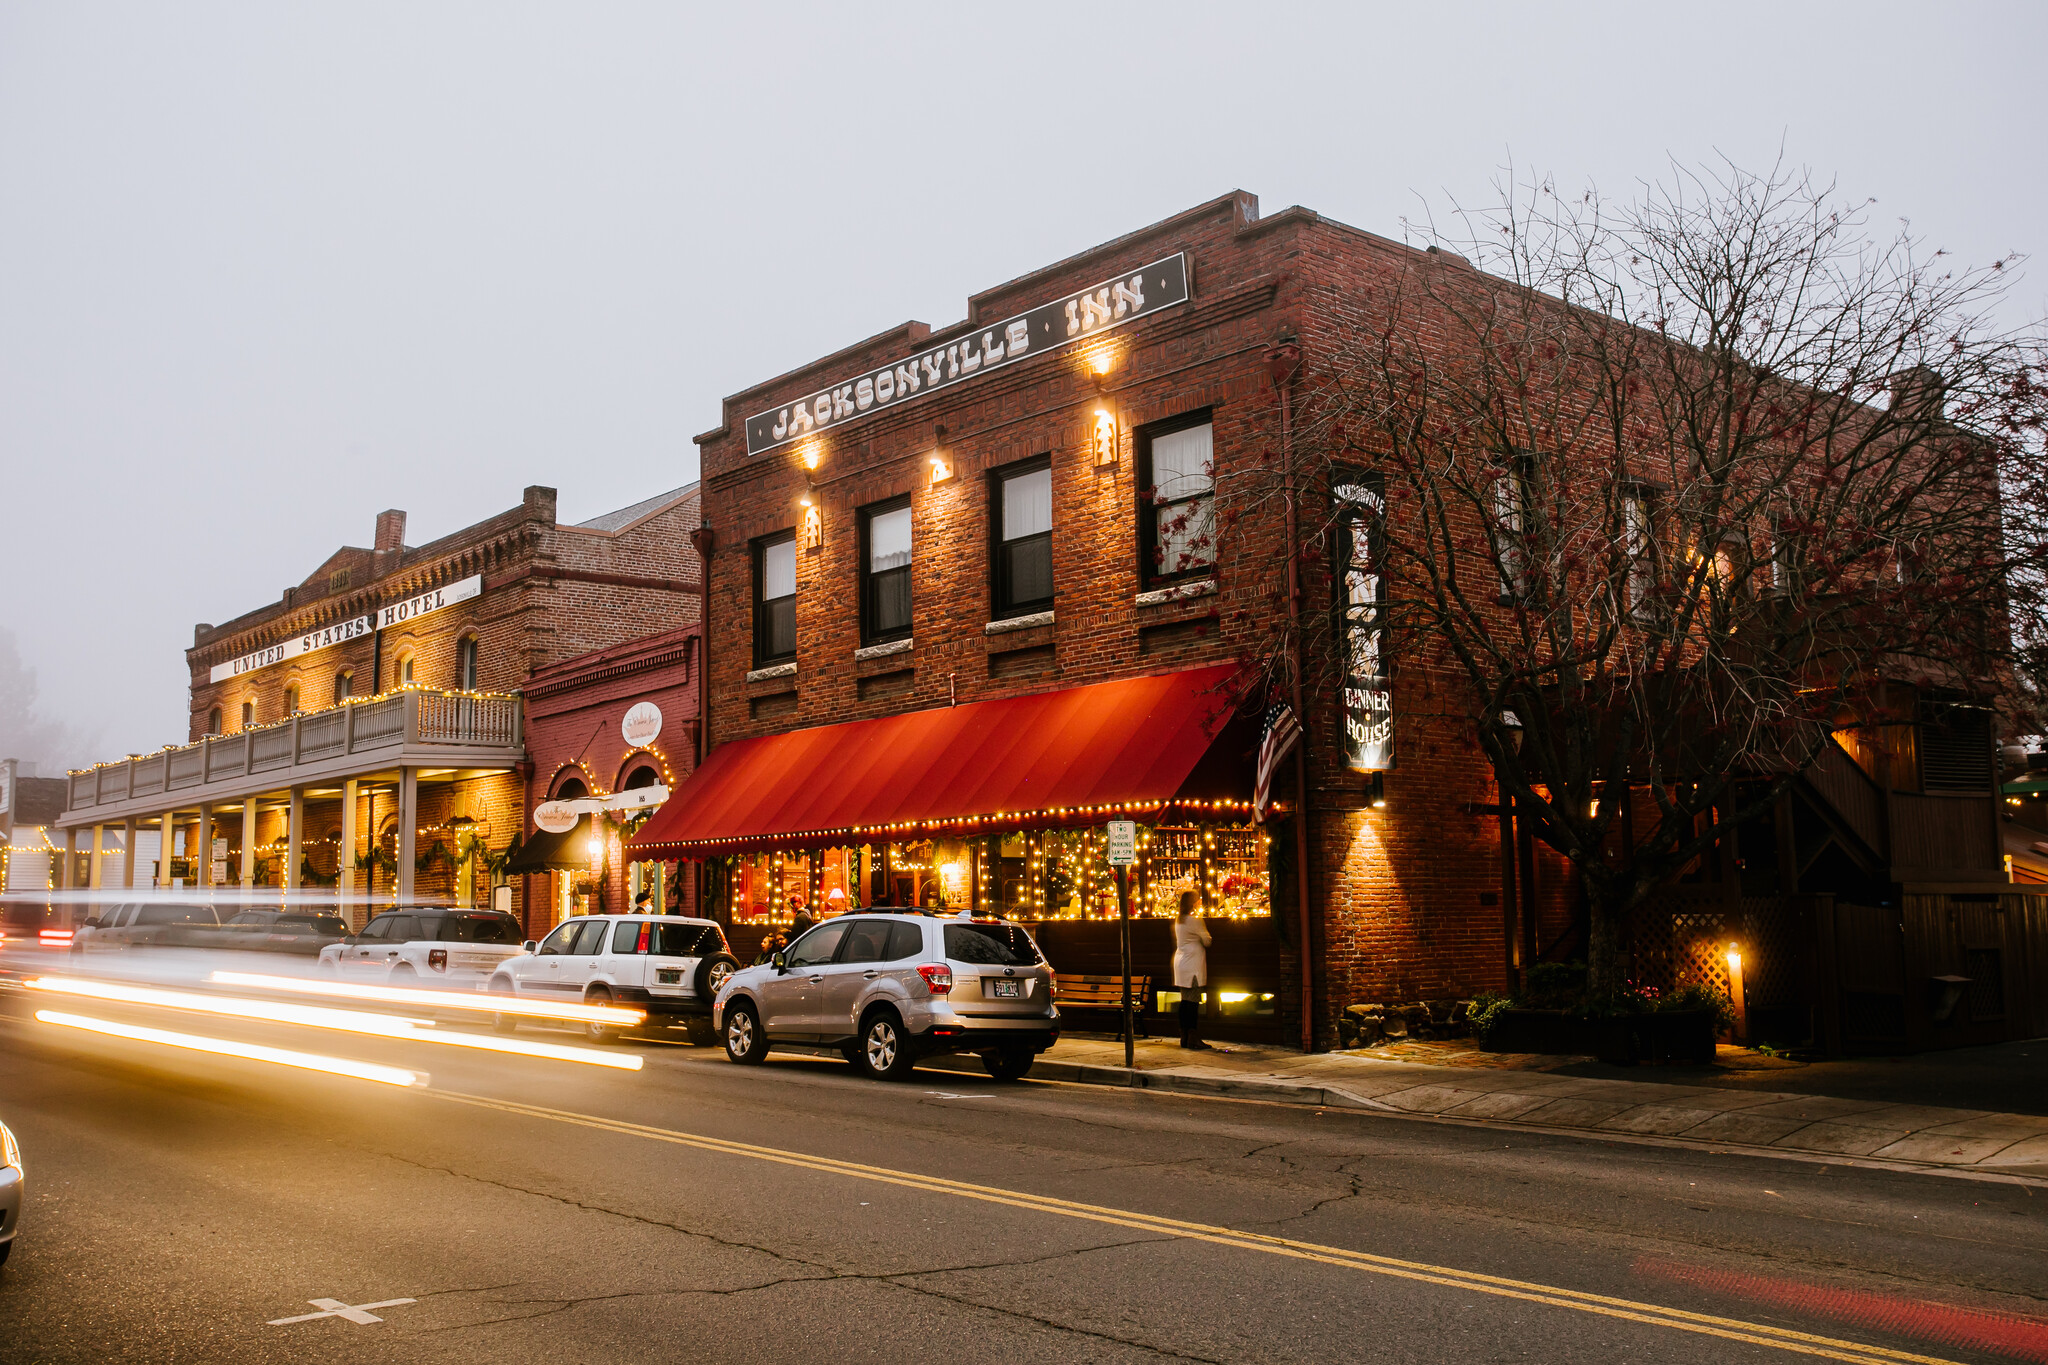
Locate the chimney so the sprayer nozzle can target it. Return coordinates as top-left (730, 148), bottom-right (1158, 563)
top-left (1888, 366), bottom-right (1947, 422)
top-left (374, 509), bottom-right (408, 552)
top-left (523, 486), bottom-right (558, 524)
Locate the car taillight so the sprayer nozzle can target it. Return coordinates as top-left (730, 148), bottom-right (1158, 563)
top-left (1047, 975), bottom-right (1058, 1000)
top-left (40, 929), bottom-right (73, 947)
top-left (427, 948), bottom-right (448, 971)
top-left (916, 963), bottom-right (953, 995)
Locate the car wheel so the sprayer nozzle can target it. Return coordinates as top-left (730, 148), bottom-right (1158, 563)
top-left (489, 978), bottom-right (518, 1034)
top-left (694, 952), bottom-right (739, 1001)
top-left (317, 958), bottom-right (339, 977)
top-left (582, 986), bottom-right (622, 1044)
top-left (981, 1046), bottom-right (1035, 1082)
top-left (0, 1240), bottom-right (10, 1267)
top-left (723, 1001), bottom-right (769, 1065)
top-left (682, 1016), bottom-right (717, 1047)
top-left (858, 1010), bottom-right (918, 1082)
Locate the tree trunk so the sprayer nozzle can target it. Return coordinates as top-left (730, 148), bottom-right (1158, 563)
top-left (1585, 886), bottom-right (1628, 999)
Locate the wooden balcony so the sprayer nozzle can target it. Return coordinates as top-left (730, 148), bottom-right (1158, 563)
top-left (59, 690), bottom-right (524, 826)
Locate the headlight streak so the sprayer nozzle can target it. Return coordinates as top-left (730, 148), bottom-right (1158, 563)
top-left (34, 1010), bottom-right (424, 1087)
top-left (208, 971), bottom-right (646, 1026)
top-left (25, 977), bottom-right (643, 1072)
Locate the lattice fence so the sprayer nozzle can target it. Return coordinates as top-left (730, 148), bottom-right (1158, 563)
top-left (1626, 896), bottom-right (1809, 1005)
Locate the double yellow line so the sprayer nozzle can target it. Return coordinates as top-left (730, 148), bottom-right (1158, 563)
top-left (430, 1089), bottom-right (1963, 1365)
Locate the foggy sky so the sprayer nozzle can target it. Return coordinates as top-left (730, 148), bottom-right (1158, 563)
top-left (3, 2), bottom-right (2042, 767)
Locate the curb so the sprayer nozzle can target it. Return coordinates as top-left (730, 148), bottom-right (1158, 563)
top-left (922, 1054), bottom-right (2048, 1185)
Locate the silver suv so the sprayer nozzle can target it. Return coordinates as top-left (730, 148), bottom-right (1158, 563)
top-left (490, 915), bottom-right (739, 1044)
top-left (712, 912), bottom-right (1059, 1081)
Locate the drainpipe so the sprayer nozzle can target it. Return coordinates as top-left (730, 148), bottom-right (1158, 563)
top-left (1266, 338), bottom-right (1312, 1052)
top-left (688, 519), bottom-right (715, 916)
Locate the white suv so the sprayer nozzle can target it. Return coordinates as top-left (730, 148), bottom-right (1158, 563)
top-left (488, 915), bottom-right (738, 1044)
top-left (317, 907), bottom-right (526, 987)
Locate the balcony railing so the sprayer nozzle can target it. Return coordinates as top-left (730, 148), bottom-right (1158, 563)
top-left (65, 690), bottom-right (523, 816)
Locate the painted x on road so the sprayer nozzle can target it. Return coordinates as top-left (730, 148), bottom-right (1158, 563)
top-left (427, 1088), bottom-right (1984, 1365)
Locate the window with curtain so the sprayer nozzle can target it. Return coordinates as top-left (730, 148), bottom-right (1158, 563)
top-left (753, 531), bottom-right (798, 663)
top-left (993, 458), bottom-right (1052, 618)
top-left (861, 499), bottom-right (913, 643)
top-left (1139, 415), bottom-right (1215, 585)
top-left (457, 636), bottom-right (479, 690)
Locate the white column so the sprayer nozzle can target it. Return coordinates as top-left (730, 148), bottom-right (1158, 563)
top-left (196, 806), bottom-right (214, 887)
top-left (396, 768), bottom-right (417, 902)
top-left (89, 823), bottom-right (105, 890)
top-left (339, 778), bottom-right (359, 919)
top-left (285, 788), bottom-right (304, 891)
top-left (240, 795), bottom-right (259, 890)
top-left (59, 828), bottom-right (77, 889)
top-left (121, 817), bottom-right (137, 889)
top-left (160, 812), bottom-right (178, 887)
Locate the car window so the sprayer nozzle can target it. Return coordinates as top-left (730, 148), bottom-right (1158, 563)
top-left (357, 917), bottom-right (392, 940)
top-left (785, 921), bottom-right (848, 969)
top-left (885, 921), bottom-right (925, 962)
top-left (571, 919), bottom-right (610, 954)
top-left (309, 917), bottom-right (349, 936)
top-left (537, 922), bottom-right (579, 955)
top-left (838, 920), bottom-right (894, 964)
top-left (944, 922), bottom-right (1041, 965)
top-left (649, 922), bottom-right (723, 957)
top-left (228, 913), bottom-right (269, 926)
top-left (611, 920), bottom-right (645, 955)
top-left (138, 903), bottom-right (215, 926)
top-left (433, 912), bottom-right (522, 944)
top-left (383, 915), bottom-right (423, 942)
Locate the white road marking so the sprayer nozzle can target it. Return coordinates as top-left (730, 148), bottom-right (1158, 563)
top-left (267, 1296), bottom-right (417, 1326)
top-left (924, 1091), bottom-right (996, 1100)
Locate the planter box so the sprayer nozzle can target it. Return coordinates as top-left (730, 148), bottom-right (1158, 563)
top-left (1482, 1008), bottom-right (1714, 1065)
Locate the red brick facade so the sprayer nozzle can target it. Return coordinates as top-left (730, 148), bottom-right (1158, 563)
top-left (689, 192), bottom-right (1575, 1045)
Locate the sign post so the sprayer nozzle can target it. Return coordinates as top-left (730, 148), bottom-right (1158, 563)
top-left (1106, 820), bottom-right (1138, 1068)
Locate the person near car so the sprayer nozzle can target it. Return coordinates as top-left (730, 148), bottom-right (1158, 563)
top-left (633, 889), bottom-right (653, 913)
top-left (1172, 891), bottom-right (1214, 1051)
top-left (789, 908), bottom-right (814, 938)
top-left (756, 930), bottom-right (787, 965)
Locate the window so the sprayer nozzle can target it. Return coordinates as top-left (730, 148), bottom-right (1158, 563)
top-left (785, 920), bottom-right (848, 968)
top-left (382, 914), bottom-right (423, 942)
top-left (860, 499), bottom-right (913, 643)
top-left (886, 920), bottom-right (925, 961)
top-left (612, 920), bottom-right (646, 955)
top-left (431, 912), bottom-right (520, 943)
top-left (838, 919), bottom-right (896, 964)
top-left (1493, 461), bottom-right (1530, 600)
top-left (753, 531), bottom-right (797, 664)
top-left (1139, 415), bottom-right (1215, 585)
top-left (397, 651), bottom-right (415, 686)
top-left (570, 919), bottom-right (610, 954)
top-left (457, 635), bottom-right (479, 690)
top-left (284, 684), bottom-right (300, 716)
top-left (536, 921), bottom-right (578, 955)
top-left (333, 670), bottom-right (353, 705)
top-left (992, 457), bottom-right (1053, 618)
top-left (1622, 486), bottom-right (1657, 620)
top-left (943, 922), bottom-right (1042, 964)
top-left (240, 700), bottom-right (254, 730)
top-left (206, 706), bottom-right (222, 735)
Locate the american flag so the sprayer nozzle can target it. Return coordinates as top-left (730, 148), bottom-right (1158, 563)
top-left (1253, 700), bottom-right (1301, 822)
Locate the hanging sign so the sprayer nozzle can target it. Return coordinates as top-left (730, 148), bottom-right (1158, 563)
top-left (621, 701), bottom-right (663, 747)
top-left (210, 615), bottom-right (374, 683)
top-left (744, 253), bottom-right (1190, 457)
top-left (378, 574), bottom-right (482, 630)
top-left (1105, 820), bottom-right (1138, 867)
top-left (1334, 475), bottom-right (1393, 772)
top-left (533, 801), bottom-right (580, 835)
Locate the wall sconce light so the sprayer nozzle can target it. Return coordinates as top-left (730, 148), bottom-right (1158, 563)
top-left (799, 441), bottom-right (822, 473)
top-left (1093, 407), bottom-right (1118, 466)
top-left (928, 425), bottom-right (954, 485)
top-left (1367, 772), bottom-right (1387, 809)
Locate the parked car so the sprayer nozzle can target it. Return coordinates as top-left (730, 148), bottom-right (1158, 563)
top-left (489, 915), bottom-right (739, 1044)
top-left (0, 1117), bottom-right (21, 1268)
top-left (713, 912), bottom-right (1059, 1081)
top-left (70, 900), bottom-right (223, 952)
top-left (203, 910), bottom-right (352, 956)
top-left (317, 907), bottom-right (525, 987)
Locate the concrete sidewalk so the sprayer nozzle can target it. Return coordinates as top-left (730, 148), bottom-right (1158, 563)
top-left (929, 1034), bottom-right (2048, 1180)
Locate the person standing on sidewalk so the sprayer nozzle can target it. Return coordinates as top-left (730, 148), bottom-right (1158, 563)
top-left (1172, 892), bottom-right (1213, 1051)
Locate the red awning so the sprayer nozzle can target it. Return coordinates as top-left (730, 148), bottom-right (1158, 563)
top-left (627, 664), bottom-right (1244, 856)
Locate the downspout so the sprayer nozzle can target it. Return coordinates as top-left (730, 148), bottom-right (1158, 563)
top-left (689, 519), bottom-right (716, 917)
top-left (1266, 338), bottom-right (1313, 1052)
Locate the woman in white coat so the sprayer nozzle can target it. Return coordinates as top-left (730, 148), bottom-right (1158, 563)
top-left (1171, 891), bottom-right (1213, 1050)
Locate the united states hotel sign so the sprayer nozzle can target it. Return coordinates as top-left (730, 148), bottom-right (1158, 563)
top-left (744, 254), bottom-right (1190, 458)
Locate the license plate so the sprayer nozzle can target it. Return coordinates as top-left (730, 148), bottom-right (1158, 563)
top-left (987, 978), bottom-right (1021, 998)
top-left (656, 968), bottom-right (683, 984)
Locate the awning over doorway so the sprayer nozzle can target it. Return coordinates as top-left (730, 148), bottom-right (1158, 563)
top-left (627, 664), bottom-right (1245, 857)
top-left (505, 815), bottom-right (597, 873)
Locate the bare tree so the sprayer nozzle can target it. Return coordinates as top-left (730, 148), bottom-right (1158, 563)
top-left (1222, 158), bottom-right (2048, 996)
top-left (0, 627), bottom-right (96, 774)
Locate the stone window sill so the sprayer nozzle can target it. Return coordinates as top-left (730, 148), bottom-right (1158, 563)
top-left (745, 662), bottom-right (797, 683)
top-left (986, 610), bottom-right (1055, 635)
top-left (854, 638), bottom-right (912, 661)
top-left (1136, 579), bottom-right (1217, 607)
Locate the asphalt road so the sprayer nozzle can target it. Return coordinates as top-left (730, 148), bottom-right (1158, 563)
top-left (1, 984), bottom-right (2045, 1365)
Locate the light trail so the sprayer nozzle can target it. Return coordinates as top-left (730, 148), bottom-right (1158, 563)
top-left (209, 970), bottom-right (646, 1026)
top-left (35, 1010), bottom-right (423, 1087)
top-left (25, 977), bottom-right (643, 1071)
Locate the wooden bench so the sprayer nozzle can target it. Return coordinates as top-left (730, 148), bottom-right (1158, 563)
top-left (1053, 973), bottom-right (1151, 1009)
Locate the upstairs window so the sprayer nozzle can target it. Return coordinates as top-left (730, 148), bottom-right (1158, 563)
top-left (206, 706), bottom-right (222, 736)
top-left (457, 635), bottom-right (479, 690)
top-left (333, 669), bottom-right (353, 705)
top-left (1622, 486), bottom-right (1658, 621)
top-left (1494, 464), bottom-right (1530, 601)
top-left (240, 700), bottom-right (254, 730)
top-left (992, 457), bottom-right (1053, 618)
top-left (753, 531), bottom-right (798, 664)
top-left (1139, 414), bottom-right (1215, 586)
top-left (396, 651), bottom-right (415, 686)
top-left (284, 684), bottom-right (300, 716)
top-left (860, 499), bottom-right (913, 643)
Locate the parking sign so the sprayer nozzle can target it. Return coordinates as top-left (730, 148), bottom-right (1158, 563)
top-left (1106, 820), bottom-right (1137, 866)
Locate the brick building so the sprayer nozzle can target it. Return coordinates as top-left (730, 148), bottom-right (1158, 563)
top-left (629, 190), bottom-right (1565, 1046)
top-left (57, 483), bottom-right (702, 925)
